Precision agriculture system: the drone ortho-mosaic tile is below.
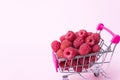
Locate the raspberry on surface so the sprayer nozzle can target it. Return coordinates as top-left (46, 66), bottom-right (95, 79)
top-left (65, 30), bottom-right (76, 42)
top-left (59, 35), bottom-right (65, 42)
top-left (92, 44), bottom-right (101, 52)
top-left (59, 61), bottom-right (69, 71)
top-left (87, 32), bottom-right (93, 36)
top-left (91, 33), bottom-right (101, 44)
top-left (60, 39), bottom-right (72, 50)
top-left (78, 43), bottom-right (92, 55)
top-left (56, 49), bottom-right (64, 58)
top-left (73, 37), bottom-right (84, 49)
top-left (85, 36), bottom-right (96, 46)
top-left (51, 40), bottom-right (61, 52)
top-left (63, 47), bottom-right (77, 60)
top-left (77, 29), bottom-right (88, 39)
top-left (73, 66), bottom-right (82, 72)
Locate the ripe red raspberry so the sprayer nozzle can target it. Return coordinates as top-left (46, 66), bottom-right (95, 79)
top-left (83, 57), bottom-right (90, 69)
top-left (59, 61), bottom-right (65, 68)
top-left (59, 61), bottom-right (69, 70)
top-left (92, 44), bottom-right (101, 52)
top-left (70, 59), bottom-right (82, 72)
top-left (77, 29), bottom-right (88, 39)
top-left (51, 40), bottom-right (61, 52)
top-left (56, 49), bottom-right (64, 58)
top-left (66, 60), bottom-right (72, 67)
top-left (73, 37), bottom-right (84, 48)
top-left (73, 66), bottom-right (82, 72)
top-left (59, 35), bottom-right (65, 42)
top-left (78, 43), bottom-right (91, 55)
top-left (90, 55), bottom-right (98, 62)
top-left (60, 39), bottom-right (72, 50)
top-left (87, 32), bottom-right (93, 36)
top-left (63, 47), bottom-right (77, 60)
top-left (91, 33), bottom-right (101, 44)
top-left (78, 58), bottom-right (83, 65)
top-left (85, 36), bottom-right (95, 46)
top-left (65, 30), bottom-right (76, 42)
top-left (72, 59), bottom-right (77, 66)
top-left (75, 31), bottom-right (79, 38)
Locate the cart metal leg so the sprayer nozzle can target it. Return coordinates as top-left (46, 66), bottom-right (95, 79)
top-left (92, 64), bottom-right (111, 80)
top-left (62, 72), bottom-right (87, 80)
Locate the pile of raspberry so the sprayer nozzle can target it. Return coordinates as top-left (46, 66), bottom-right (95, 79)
top-left (51, 29), bottom-right (101, 72)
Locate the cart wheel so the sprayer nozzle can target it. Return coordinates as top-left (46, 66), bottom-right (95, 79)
top-left (62, 75), bottom-right (69, 80)
top-left (94, 72), bottom-right (99, 77)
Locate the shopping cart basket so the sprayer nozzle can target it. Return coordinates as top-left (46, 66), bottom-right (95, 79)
top-left (52, 23), bottom-right (120, 80)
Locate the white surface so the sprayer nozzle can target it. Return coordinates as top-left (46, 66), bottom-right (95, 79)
top-left (0, 0), bottom-right (120, 80)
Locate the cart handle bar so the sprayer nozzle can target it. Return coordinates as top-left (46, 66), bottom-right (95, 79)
top-left (97, 23), bottom-right (120, 44)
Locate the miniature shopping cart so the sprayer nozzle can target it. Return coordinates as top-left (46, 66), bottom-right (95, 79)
top-left (52, 23), bottom-right (120, 80)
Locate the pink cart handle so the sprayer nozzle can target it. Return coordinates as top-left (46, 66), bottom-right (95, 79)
top-left (52, 51), bottom-right (58, 72)
top-left (97, 23), bottom-right (120, 44)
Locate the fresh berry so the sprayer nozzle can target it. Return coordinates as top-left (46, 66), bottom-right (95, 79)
top-left (60, 35), bottom-right (65, 42)
top-left (75, 31), bottom-right (79, 37)
top-left (89, 56), bottom-right (98, 67)
top-left (66, 60), bottom-right (72, 67)
top-left (91, 33), bottom-right (101, 44)
top-left (71, 59), bottom-right (82, 72)
top-left (72, 59), bottom-right (77, 66)
top-left (65, 31), bottom-right (76, 42)
top-left (56, 49), bottom-right (64, 58)
top-left (59, 61), bottom-right (69, 70)
top-left (60, 39), bottom-right (72, 50)
top-left (92, 44), bottom-right (101, 52)
top-left (78, 58), bottom-right (83, 65)
top-left (66, 59), bottom-right (77, 67)
top-left (73, 66), bottom-right (82, 72)
top-left (83, 57), bottom-right (90, 69)
top-left (73, 37), bottom-right (84, 48)
top-left (87, 32), bottom-right (93, 36)
top-left (85, 36), bottom-right (95, 46)
top-left (78, 43), bottom-right (91, 55)
top-left (63, 47), bottom-right (77, 60)
top-left (77, 29), bottom-right (88, 39)
top-left (90, 55), bottom-right (97, 62)
top-left (51, 40), bottom-right (61, 52)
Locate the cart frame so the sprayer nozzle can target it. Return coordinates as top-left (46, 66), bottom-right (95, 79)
top-left (52, 23), bottom-right (120, 80)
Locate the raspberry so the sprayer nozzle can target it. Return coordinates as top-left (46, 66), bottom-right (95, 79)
top-left (65, 30), bottom-right (76, 42)
top-left (85, 36), bottom-right (95, 46)
top-left (56, 49), bottom-right (64, 58)
top-left (59, 61), bottom-right (69, 70)
top-left (78, 43), bottom-right (92, 55)
top-left (75, 31), bottom-right (79, 38)
top-left (90, 55), bottom-right (98, 62)
top-left (83, 57), bottom-right (89, 69)
top-left (63, 47), bottom-right (77, 60)
top-left (89, 56), bottom-right (98, 67)
top-left (59, 35), bottom-right (65, 42)
top-left (91, 33), bottom-right (101, 44)
top-left (78, 58), bottom-right (84, 65)
top-left (73, 66), bottom-right (82, 72)
top-left (60, 39), bottom-right (72, 50)
top-left (66, 60), bottom-right (72, 67)
top-left (77, 29), bottom-right (88, 39)
top-left (72, 59), bottom-right (77, 66)
top-left (71, 59), bottom-right (82, 72)
top-left (92, 44), bottom-right (101, 52)
top-left (59, 61), bottom-right (65, 68)
top-left (87, 32), bottom-right (93, 36)
top-left (51, 40), bottom-right (61, 52)
top-left (73, 37), bottom-right (84, 48)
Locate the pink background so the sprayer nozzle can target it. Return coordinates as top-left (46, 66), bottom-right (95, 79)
top-left (0, 0), bottom-right (120, 80)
